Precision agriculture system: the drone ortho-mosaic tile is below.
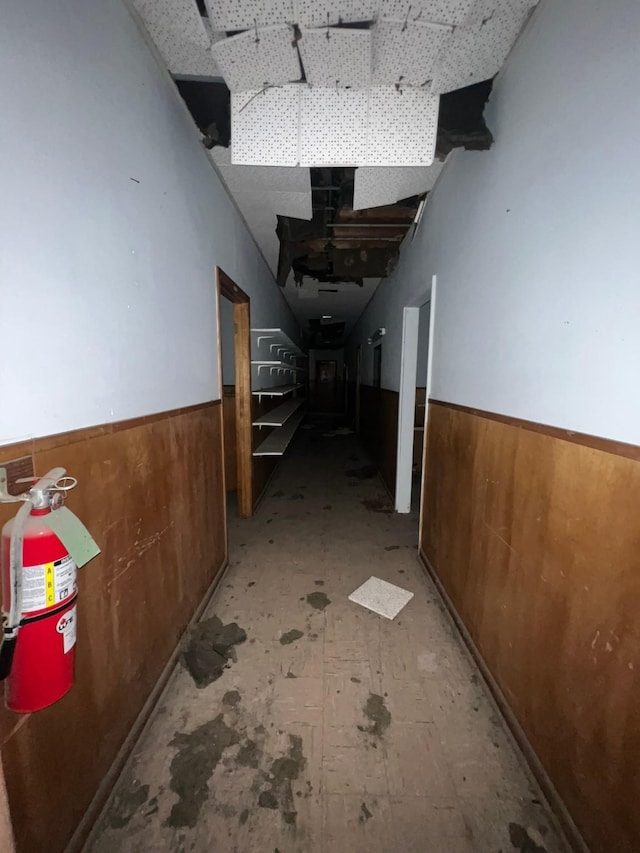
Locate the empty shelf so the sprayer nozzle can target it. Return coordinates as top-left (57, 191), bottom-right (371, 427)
top-left (253, 413), bottom-right (304, 457)
top-left (251, 328), bottom-right (307, 358)
top-left (252, 383), bottom-right (304, 397)
top-left (253, 397), bottom-right (304, 427)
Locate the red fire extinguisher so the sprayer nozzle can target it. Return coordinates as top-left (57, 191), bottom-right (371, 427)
top-left (0, 468), bottom-right (79, 713)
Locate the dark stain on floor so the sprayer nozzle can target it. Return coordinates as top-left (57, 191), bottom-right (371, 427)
top-left (306, 591), bottom-right (331, 610)
top-left (361, 496), bottom-right (393, 514)
top-left (222, 689), bottom-right (241, 708)
top-left (384, 545), bottom-right (400, 551)
top-left (258, 791), bottom-right (278, 809)
top-left (165, 715), bottom-right (240, 828)
top-left (290, 493), bottom-right (305, 500)
top-left (509, 823), bottom-right (548, 853)
top-left (236, 738), bottom-right (261, 769)
top-left (359, 801), bottom-right (373, 823)
top-left (280, 629), bottom-right (304, 645)
top-left (345, 464), bottom-right (378, 479)
top-left (358, 694), bottom-right (392, 738)
top-left (106, 778), bottom-right (149, 829)
top-left (258, 734), bottom-right (306, 826)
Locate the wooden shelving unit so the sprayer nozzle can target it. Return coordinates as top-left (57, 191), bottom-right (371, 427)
top-left (252, 383), bottom-right (304, 399)
top-left (253, 397), bottom-right (305, 428)
top-left (253, 413), bottom-right (305, 457)
top-left (251, 328), bottom-right (307, 458)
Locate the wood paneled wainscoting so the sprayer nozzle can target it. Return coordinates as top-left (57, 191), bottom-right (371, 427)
top-left (420, 400), bottom-right (640, 853)
top-left (359, 385), bottom-right (399, 498)
top-left (0, 401), bottom-right (227, 853)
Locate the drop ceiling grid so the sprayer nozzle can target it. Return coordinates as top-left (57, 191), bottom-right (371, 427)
top-left (298, 28), bottom-right (372, 88)
top-left (231, 85), bottom-right (301, 166)
top-left (372, 18), bottom-right (453, 86)
top-left (212, 25), bottom-right (300, 92)
top-left (365, 87), bottom-right (439, 165)
top-left (204, 0), bottom-right (295, 30)
top-left (294, 0), bottom-right (380, 27)
top-left (299, 88), bottom-right (369, 166)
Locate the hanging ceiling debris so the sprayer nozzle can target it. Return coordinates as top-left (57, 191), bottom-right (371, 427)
top-left (133, 0), bottom-right (536, 335)
top-left (176, 80), bottom-right (493, 284)
top-left (276, 183), bottom-right (419, 286)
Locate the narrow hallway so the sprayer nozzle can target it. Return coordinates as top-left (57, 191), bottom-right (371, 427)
top-left (87, 422), bottom-right (567, 853)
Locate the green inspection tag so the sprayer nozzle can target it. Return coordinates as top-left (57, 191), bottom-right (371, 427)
top-left (45, 506), bottom-right (101, 568)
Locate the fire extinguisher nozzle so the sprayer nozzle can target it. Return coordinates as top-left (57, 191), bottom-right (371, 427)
top-left (0, 636), bottom-right (17, 681)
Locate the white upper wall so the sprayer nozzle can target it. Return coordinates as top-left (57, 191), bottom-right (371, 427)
top-left (347, 0), bottom-right (640, 446)
top-left (0, 0), bottom-right (298, 445)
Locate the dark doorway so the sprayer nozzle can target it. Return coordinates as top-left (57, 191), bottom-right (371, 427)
top-left (314, 359), bottom-right (339, 412)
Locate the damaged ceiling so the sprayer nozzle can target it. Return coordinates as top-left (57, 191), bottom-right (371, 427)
top-left (133, 0), bottom-right (537, 345)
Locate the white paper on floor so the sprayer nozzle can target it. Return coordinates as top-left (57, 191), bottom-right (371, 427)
top-left (348, 576), bottom-right (414, 620)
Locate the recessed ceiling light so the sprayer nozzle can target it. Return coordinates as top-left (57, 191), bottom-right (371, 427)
top-left (321, 315), bottom-right (333, 319)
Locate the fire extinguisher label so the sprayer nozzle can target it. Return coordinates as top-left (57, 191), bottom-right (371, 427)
top-left (56, 606), bottom-right (77, 654)
top-left (22, 556), bottom-right (77, 614)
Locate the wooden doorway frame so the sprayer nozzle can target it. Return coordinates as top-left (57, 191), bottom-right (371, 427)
top-left (216, 267), bottom-right (253, 518)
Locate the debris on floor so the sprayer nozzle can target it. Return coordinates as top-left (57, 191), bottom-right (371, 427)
top-left (166, 714), bottom-right (241, 828)
top-left (181, 615), bottom-right (247, 687)
top-left (348, 576), bottom-right (414, 620)
top-left (88, 420), bottom-right (570, 853)
top-left (279, 629), bottom-right (304, 645)
top-left (358, 693), bottom-right (392, 738)
top-left (305, 591), bottom-right (331, 610)
top-left (345, 464), bottom-right (378, 479)
top-left (361, 495), bottom-right (393, 513)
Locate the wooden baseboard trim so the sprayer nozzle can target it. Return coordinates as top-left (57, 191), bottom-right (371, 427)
top-left (418, 549), bottom-right (588, 853)
top-left (67, 557), bottom-right (230, 853)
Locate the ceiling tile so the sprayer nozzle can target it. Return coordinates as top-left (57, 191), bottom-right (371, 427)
top-left (299, 87), bottom-right (368, 166)
top-left (212, 25), bottom-right (300, 92)
top-left (365, 87), bottom-right (439, 165)
top-left (431, 0), bottom-right (533, 94)
top-left (294, 0), bottom-right (379, 28)
top-left (269, 191), bottom-right (313, 220)
top-left (134, 0), bottom-right (210, 49)
top-left (166, 19), bottom-right (224, 77)
top-left (298, 27), bottom-right (372, 88)
top-left (210, 148), bottom-right (311, 193)
top-left (379, 0), bottom-right (475, 26)
top-left (353, 161), bottom-right (444, 209)
top-left (231, 85), bottom-right (301, 166)
top-left (372, 18), bottom-right (452, 86)
top-left (204, 0), bottom-right (295, 30)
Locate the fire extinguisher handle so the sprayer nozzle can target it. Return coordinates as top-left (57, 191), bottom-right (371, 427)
top-left (0, 636), bottom-right (17, 681)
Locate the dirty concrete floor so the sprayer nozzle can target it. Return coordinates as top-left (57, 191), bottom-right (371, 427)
top-left (86, 421), bottom-right (569, 853)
